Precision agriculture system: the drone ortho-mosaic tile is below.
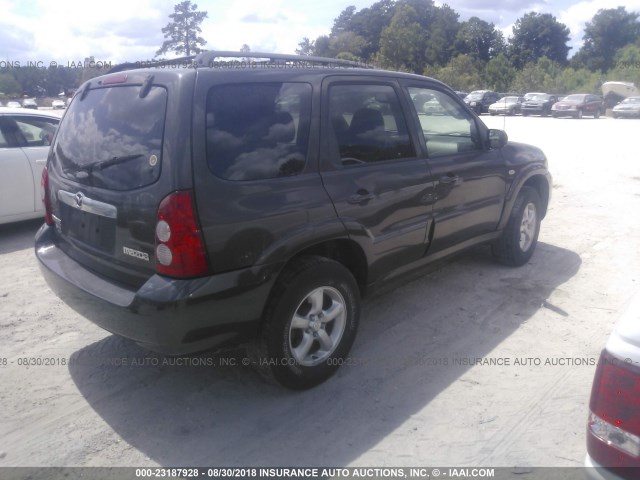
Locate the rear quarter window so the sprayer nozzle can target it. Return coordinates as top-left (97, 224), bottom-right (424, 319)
top-left (206, 83), bottom-right (312, 181)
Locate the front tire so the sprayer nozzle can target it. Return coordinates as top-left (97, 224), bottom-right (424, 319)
top-left (492, 186), bottom-right (542, 266)
top-left (258, 256), bottom-right (360, 390)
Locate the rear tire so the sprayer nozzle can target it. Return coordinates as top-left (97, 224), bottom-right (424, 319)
top-left (492, 186), bottom-right (542, 266)
top-left (257, 256), bottom-right (360, 390)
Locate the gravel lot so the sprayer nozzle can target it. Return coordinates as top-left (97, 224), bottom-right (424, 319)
top-left (1, 114), bottom-right (639, 471)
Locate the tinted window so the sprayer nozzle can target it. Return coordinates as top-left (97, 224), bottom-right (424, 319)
top-left (328, 84), bottom-right (415, 166)
top-left (206, 83), bottom-right (312, 181)
top-left (53, 85), bottom-right (167, 191)
top-left (408, 87), bottom-right (481, 158)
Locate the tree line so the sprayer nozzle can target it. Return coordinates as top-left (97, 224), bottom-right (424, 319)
top-left (297, 1), bottom-right (640, 94)
top-left (2, 0), bottom-right (639, 99)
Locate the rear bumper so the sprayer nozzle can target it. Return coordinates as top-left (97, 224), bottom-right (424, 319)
top-left (522, 107), bottom-right (546, 114)
top-left (585, 455), bottom-right (629, 480)
top-left (35, 224), bottom-right (280, 355)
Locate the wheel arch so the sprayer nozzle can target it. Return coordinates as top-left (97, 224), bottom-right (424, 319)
top-left (499, 170), bottom-right (551, 230)
top-left (259, 238), bottom-right (369, 329)
top-left (523, 174), bottom-right (550, 219)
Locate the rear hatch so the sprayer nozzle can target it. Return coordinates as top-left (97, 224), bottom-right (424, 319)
top-left (46, 70), bottom-right (196, 288)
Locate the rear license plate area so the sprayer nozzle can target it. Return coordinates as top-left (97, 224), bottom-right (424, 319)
top-left (60, 203), bottom-right (116, 253)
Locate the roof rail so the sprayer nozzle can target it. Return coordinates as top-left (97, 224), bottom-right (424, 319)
top-left (107, 56), bottom-right (196, 74)
top-left (194, 50), bottom-right (374, 69)
top-left (106, 51), bottom-right (374, 74)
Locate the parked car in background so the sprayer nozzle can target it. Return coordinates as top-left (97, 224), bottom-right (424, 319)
top-left (612, 96), bottom-right (640, 119)
top-left (521, 94), bottom-right (559, 116)
top-left (585, 293), bottom-right (640, 480)
top-left (523, 92), bottom-right (545, 101)
top-left (488, 96), bottom-right (522, 115)
top-left (6, 101), bottom-right (22, 108)
top-left (51, 99), bottom-right (66, 110)
top-left (455, 91), bottom-right (468, 99)
top-left (552, 94), bottom-right (603, 118)
top-left (464, 90), bottom-right (501, 114)
top-left (22, 98), bottom-right (38, 109)
top-left (0, 108), bottom-right (60, 224)
top-left (35, 51), bottom-right (551, 390)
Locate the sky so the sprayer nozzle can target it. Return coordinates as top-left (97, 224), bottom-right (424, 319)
top-left (1, 0), bottom-right (639, 66)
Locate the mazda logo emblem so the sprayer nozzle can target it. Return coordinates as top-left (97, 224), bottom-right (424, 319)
top-left (74, 192), bottom-right (84, 208)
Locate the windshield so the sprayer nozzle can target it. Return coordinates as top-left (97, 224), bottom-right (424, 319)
top-left (466, 92), bottom-right (485, 100)
top-left (622, 97), bottom-right (640, 104)
top-left (530, 94), bottom-right (549, 101)
top-left (562, 94), bottom-right (586, 102)
top-left (52, 85), bottom-right (167, 191)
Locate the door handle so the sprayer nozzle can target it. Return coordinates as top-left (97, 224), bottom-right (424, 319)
top-left (348, 190), bottom-right (375, 205)
top-left (439, 174), bottom-right (460, 185)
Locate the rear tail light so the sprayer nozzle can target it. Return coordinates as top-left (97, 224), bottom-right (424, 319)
top-left (587, 349), bottom-right (640, 475)
top-left (155, 191), bottom-right (209, 278)
top-left (41, 167), bottom-right (54, 226)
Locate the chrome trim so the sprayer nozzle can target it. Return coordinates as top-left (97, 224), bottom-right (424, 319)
top-left (58, 190), bottom-right (117, 219)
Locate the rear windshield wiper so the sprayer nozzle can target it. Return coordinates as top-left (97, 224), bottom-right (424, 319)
top-left (72, 154), bottom-right (145, 173)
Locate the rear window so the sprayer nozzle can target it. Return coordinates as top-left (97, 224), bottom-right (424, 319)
top-left (206, 83), bottom-right (312, 181)
top-left (52, 85), bottom-right (167, 191)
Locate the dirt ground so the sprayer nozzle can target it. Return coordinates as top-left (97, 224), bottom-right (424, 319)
top-left (1, 114), bottom-right (639, 472)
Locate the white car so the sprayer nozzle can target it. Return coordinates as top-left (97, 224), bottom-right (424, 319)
top-left (0, 108), bottom-right (60, 224)
top-left (6, 101), bottom-right (22, 108)
top-left (612, 96), bottom-right (640, 119)
top-left (585, 292), bottom-right (640, 479)
top-left (51, 99), bottom-right (66, 110)
top-left (488, 96), bottom-right (523, 115)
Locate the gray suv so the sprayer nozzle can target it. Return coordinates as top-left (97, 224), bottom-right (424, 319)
top-left (36, 52), bottom-right (551, 389)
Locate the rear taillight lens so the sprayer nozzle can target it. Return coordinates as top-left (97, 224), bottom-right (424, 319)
top-left (155, 191), bottom-right (209, 278)
top-left (587, 349), bottom-right (640, 474)
top-left (41, 167), bottom-right (54, 226)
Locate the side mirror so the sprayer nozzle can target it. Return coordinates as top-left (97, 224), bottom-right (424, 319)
top-left (488, 129), bottom-right (508, 149)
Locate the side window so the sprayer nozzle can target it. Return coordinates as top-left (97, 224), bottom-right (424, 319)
top-left (14, 117), bottom-right (59, 147)
top-left (0, 116), bottom-right (27, 148)
top-left (206, 83), bottom-right (312, 181)
top-left (328, 83), bottom-right (415, 166)
top-left (408, 87), bottom-right (482, 158)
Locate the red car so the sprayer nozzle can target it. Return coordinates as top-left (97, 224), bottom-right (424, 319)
top-left (552, 94), bottom-right (603, 119)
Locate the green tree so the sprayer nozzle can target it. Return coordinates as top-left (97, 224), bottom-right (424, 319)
top-left (313, 35), bottom-right (332, 57)
top-left (511, 57), bottom-right (563, 93)
top-left (377, 4), bottom-right (425, 72)
top-left (331, 5), bottom-right (357, 36)
top-left (0, 73), bottom-right (22, 96)
top-left (608, 45), bottom-right (640, 88)
top-left (455, 17), bottom-right (503, 63)
top-left (430, 54), bottom-right (482, 91)
top-left (572, 7), bottom-right (640, 72)
top-left (347, 0), bottom-right (396, 59)
top-left (329, 31), bottom-right (369, 59)
top-left (424, 5), bottom-right (460, 67)
top-left (156, 1), bottom-right (208, 57)
top-left (509, 12), bottom-right (570, 68)
top-left (296, 37), bottom-right (315, 56)
top-left (553, 67), bottom-right (603, 95)
top-left (484, 53), bottom-right (517, 92)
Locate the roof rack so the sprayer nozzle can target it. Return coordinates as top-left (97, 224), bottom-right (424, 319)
top-left (108, 56), bottom-right (196, 74)
top-left (106, 51), bottom-right (374, 74)
top-left (195, 50), bottom-right (374, 69)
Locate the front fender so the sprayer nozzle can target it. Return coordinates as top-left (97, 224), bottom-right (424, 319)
top-left (498, 142), bottom-right (552, 229)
